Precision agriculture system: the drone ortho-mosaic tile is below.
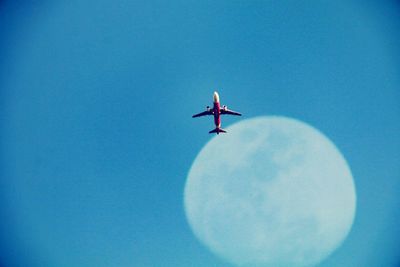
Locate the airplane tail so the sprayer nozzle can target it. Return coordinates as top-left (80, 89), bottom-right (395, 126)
top-left (209, 127), bottom-right (227, 134)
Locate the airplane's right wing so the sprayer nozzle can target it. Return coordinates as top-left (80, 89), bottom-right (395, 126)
top-left (192, 110), bottom-right (213, 118)
top-left (220, 108), bottom-right (242, 116)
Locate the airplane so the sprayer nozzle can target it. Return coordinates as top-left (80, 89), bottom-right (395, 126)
top-left (192, 91), bottom-right (242, 134)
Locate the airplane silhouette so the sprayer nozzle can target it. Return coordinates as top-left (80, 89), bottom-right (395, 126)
top-left (192, 91), bottom-right (242, 134)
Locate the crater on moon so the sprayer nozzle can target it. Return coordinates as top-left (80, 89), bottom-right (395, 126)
top-left (184, 116), bottom-right (356, 267)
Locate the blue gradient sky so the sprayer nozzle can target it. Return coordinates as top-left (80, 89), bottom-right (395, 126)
top-left (0, 1), bottom-right (399, 267)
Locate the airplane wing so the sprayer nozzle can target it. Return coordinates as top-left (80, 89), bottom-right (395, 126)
top-left (192, 110), bottom-right (213, 118)
top-left (220, 108), bottom-right (242, 116)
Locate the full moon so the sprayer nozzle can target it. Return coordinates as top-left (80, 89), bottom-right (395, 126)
top-left (184, 116), bottom-right (356, 267)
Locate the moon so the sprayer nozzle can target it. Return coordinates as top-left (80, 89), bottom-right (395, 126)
top-left (184, 116), bottom-right (356, 267)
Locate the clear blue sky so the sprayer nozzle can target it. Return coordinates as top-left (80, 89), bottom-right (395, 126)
top-left (0, 1), bottom-right (399, 266)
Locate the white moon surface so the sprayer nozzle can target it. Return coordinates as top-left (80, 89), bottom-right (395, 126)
top-left (184, 116), bottom-right (356, 267)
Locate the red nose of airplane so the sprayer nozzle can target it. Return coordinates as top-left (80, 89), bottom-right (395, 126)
top-left (213, 91), bottom-right (220, 103)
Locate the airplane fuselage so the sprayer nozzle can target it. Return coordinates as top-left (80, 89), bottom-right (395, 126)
top-left (213, 99), bottom-right (221, 128)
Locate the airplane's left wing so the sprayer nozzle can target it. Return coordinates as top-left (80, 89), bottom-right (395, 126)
top-left (220, 108), bottom-right (242, 116)
top-left (192, 110), bottom-right (213, 118)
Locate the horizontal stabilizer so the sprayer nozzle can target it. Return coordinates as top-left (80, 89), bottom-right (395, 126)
top-left (209, 127), bottom-right (227, 134)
